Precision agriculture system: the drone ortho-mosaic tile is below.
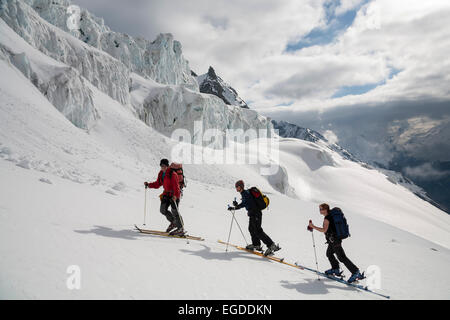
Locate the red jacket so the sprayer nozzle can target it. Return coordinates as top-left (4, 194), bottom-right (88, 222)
top-left (147, 168), bottom-right (181, 199)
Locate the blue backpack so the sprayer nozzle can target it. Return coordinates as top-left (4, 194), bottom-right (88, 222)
top-left (330, 207), bottom-right (350, 240)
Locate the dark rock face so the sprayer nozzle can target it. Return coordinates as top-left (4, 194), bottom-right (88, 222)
top-left (196, 66), bottom-right (249, 109)
top-left (272, 119), bottom-right (324, 143)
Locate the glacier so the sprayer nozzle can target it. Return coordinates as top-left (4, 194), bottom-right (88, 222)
top-left (0, 18), bottom-right (97, 129)
top-left (24, 0), bottom-right (198, 90)
top-left (0, 0), bottom-right (131, 105)
top-left (0, 0), bottom-right (271, 138)
top-left (130, 72), bottom-right (271, 145)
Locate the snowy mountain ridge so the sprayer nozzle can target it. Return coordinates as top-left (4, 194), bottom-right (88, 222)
top-left (272, 119), bottom-right (359, 162)
top-left (196, 66), bottom-right (249, 109)
top-left (271, 119), bottom-right (436, 208)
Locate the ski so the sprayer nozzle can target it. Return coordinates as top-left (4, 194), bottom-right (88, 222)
top-left (294, 262), bottom-right (390, 299)
top-left (134, 225), bottom-right (204, 241)
top-left (218, 240), bottom-right (304, 270)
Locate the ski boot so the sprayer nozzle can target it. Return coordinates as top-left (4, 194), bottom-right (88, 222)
top-left (325, 268), bottom-right (343, 277)
top-left (347, 270), bottom-right (365, 283)
top-left (169, 227), bottom-right (186, 236)
top-left (245, 244), bottom-right (263, 252)
top-left (263, 243), bottom-right (281, 256)
top-left (165, 221), bottom-right (177, 233)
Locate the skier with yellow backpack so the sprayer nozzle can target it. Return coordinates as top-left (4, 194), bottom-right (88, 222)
top-left (228, 180), bottom-right (281, 256)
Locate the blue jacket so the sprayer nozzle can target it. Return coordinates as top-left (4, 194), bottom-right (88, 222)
top-left (235, 189), bottom-right (258, 213)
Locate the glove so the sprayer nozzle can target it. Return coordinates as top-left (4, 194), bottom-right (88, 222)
top-left (307, 219), bottom-right (313, 232)
top-left (228, 206), bottom-right (235, 211)
top-left (232, 200), bottom-right (238, 207)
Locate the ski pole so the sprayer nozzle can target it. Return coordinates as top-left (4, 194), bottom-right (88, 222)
top-left (231, 209), bottom-right (248, 245)
top-left (226, 205), bottom-right (235, 252)
top-left (309, 220), bottom-right (320, 281)
top-left (229, 197), bottom-right (248, 245)
top-left (143, 187), bottom-right (147, 225)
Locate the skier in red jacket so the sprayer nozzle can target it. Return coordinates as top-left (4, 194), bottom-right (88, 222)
top-left (144, 159), bottom-right (183, 235)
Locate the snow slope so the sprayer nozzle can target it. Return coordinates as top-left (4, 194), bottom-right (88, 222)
top-left (1, 49), bottom-right (450, 299)
top-left (274, 139), bottom-right (450, 248)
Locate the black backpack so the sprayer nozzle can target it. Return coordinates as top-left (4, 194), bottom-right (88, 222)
top-left (249, 187), bottom-right (270, 210)
top-left (330, 207), bottom-right (350, 240)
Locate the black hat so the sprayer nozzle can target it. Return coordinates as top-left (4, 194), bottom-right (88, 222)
top-left (160, 158), bottom-right (169, 167)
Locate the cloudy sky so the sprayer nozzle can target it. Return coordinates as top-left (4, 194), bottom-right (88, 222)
top-left (72, 0), bottom-right (450, 114)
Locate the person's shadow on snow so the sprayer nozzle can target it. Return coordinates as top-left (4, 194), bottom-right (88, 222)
top-left (75, 225), bottom-right (145, 240)
top-left (180, 244), bottom-right (263, 262)
top-left (280, 278), bottom-right (357, 296)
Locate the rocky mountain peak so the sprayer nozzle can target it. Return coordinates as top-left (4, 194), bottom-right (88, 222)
top-left (207, 66), bottom-right (218, 79)
top-left (196, 66), bottom-right (248, 109)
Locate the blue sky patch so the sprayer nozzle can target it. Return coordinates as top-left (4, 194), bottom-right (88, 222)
top-left (286, 0), bottom-right (370, 52)
top-left (332, 68), bottom-right (402, 98)
top-left (276, 101), bottom-right (294, 107)
top-left (331, 83), bottom-right (379, 98)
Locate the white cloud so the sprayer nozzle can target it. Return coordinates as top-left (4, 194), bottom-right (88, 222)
top-left (404, 163), bottom-right (450, 180)
top-left (261, 53), bottom-right (387, 100)
top-left (323, 130), bottom-right (339, 144)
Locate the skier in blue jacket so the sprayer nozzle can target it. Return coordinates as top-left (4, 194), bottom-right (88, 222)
top-left (228, 180), bottom-right (280, 256)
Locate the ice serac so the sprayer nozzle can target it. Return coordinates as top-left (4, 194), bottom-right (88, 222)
top-left (130, 73), bottom-right (271, 145)
top-left (0, 19), bottom-right (97, 129)
top-left (0, 0), bottom-right (130, 105)
top-left (0, 0), bottom-right (272, 139)
top-left (22, 0), bottom-right (198, 90)
top-left (196, 66), bottom-right (249, 109)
